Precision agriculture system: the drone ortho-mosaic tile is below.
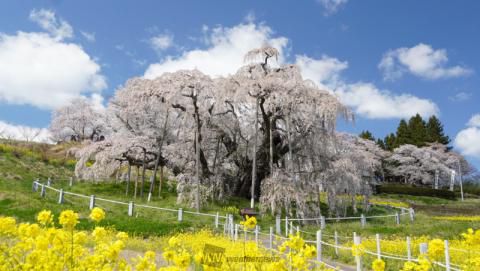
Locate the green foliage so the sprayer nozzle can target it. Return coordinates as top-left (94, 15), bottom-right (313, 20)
top-left (407, 114), bottom-right (428, 147)
top-left (376, 114), bottom-right (451, 151)
top-left (383, 133), bottom-right (397, 151)
top-left (359, 130), bottom-right (375, 141)
top-left (376, 184), bottom-right (456, 200)
top-left (395, 119), bottom-right (411, 147)
top-left (426, 115), bottom-right (450, 145)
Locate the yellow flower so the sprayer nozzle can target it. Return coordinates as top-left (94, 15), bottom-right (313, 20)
top-left (89, 207), bottom-right (106, 223)
top-left (303, 244), bottom-right (316, 258)
top-left (144, 250), bottom-right (155, 260)
top-left (351, 243), bottom-right (365, 257)
top-left (163, 250), bottom-right (175, 262)
top-left (37, 210), bottom-right (54, 226)
top-left (116, 231), bottom-right (128, 241)
top-left (92, 226), bottom-right (107, 242)
top-left (240, 215), bottom-right (257, 230)
top-left (427, 239), bottom-right (444, 260)
top-left (58, 210), bottom-right (79, 230)
top-left (194, 252), bottom-right (203, 264)
top-left (372, 258), bottom-right (385, 271)
top-left (0, 217), bottom-right (16, 235)
top-left (168, 236), bottom-right (180, 247)
top-left (173, 250), bottom-right (191, 268)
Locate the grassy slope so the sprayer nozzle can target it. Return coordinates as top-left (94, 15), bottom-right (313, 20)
top-left (1, 141), bottom-right (479, 241)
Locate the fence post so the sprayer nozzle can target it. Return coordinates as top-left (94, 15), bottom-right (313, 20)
top-left (316, 230), bottom-right (322, 262)
top-left (419, 243), bottom-right (428, 254)
top-left (128, 201), bottom-right (134, 216)
top-left (361, 214), bottom-right (366, 228)
top-left (255, 225), bottom-right (259, 244)
top-left (215, 212), bottom-right (219, 228)
top-left (276, 215), bottom-right (281, 234)
top-left (334, 231), bottom-right (339, 256)
top-left (269, 227), bottom-right (273, 250)
top-left (234, 224), bottom-right (239, 241)
top-left (320, 216), bottom-right (326, 230)
top-left (32, 180), bottom-right (37, 192)
top-left (69, 177), bottom-right (73, 187)
top-left (296, 225), bottom-right (299, 234)
top-left (409, 208), bottom-right (415, 222)
top-left (147, 192), bottom-right (152, 202)
top-left (41, 184), bottom-right (46, 198)
top-left (89, 195), bottom-right (95, 210)
top-left (290, 221), bottom-right (293, 235)
top-left (229, 215), bottom-right (234, 239)
top-left (47, 178), bottom-right (51, 187)
top-left (58, 189), bottom-right (64, 204)
top-left (376, 233), bottom-right (381, 259)
top-left (395, 212), bottom-right (400, 225)
top-left (178, 208), bottom-right (183, 222)
top-left (407, 236), bottom-right (412, 261)
top-left (285, 216), bottom-right (289, 236)
top-left (445, 240), bottom-right (451, 271)
top-left (354, 235), bottom-right (362, 271)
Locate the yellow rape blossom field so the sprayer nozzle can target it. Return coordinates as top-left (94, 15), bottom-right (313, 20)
top-left (0, 208), bottom-right (339, 271)
top-left (3, 207), bottom-right (480, 270)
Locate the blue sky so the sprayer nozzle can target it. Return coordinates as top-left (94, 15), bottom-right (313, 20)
top-left (0, 0), bottom-right (479, 168)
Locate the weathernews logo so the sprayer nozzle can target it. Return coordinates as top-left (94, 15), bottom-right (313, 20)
top-left (202, 244), bottom-right (279, 267)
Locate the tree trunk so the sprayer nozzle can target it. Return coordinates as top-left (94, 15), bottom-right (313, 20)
top-left (269, 116), bottom-right (273, 174)
top-left (158, 166), bottom-right (164, 198)
top-left (140, 149), bottom-right (147, 198)
top-left (151, 111), bottom-right (169, 198)
top-left (195, 129), bottom-right (200, 212)
top-left (125, 162), bottom-right (131, 196)
top-left (134, 166), bottom-right (139, 199)
top-left (212, 137), bottom-right (221, 201)
top-left (251, 98), bottom-right (259, 208)
top-left (286, 114), bottom-right (293, 173)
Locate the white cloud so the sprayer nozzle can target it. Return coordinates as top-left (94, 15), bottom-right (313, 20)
top-left (449, 91), bottom-right (472, 102)
top-left (317, 0), bottom-right (348, 16)
top-left (29, 9), bottom-right (73, 41)
top-left (150, 33), bottom-right (174, 52)
top-left (144, 22), bottom-right (288, 79)
top-left (81, 31), bottom-right (95, 42)
top-left (145, 22), bottom-right (438, 120)
top-left (295, 55), bottom-right (348, 90)
top-left (467, 114), bottom-right (480, 127)
top-left (0, 120), bottom-right (51, 143)
top-left (334, 83), bottom-right (439, 119)
top-left (379, 43), bottom-right (472, 80)
top-left (0, 10), bottom-right (107, 110)
top-left (455, 114), bottom-right (480, 158)
top-left (295, 55), bottom-right (439, 119)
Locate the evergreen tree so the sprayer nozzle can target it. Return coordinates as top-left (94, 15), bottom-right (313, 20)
top-left (395, 119), bottom-right (410, 147)
top-left (376, 138), bottom-right (386, 150)
top-left (359, 130), bottom-right (375, 141)
top-left (384, 133), bottom-right (397, 151)
top-left (426, 115), bottom-right (450, 145)
top-left (408, 114), bottom-right (428, 147)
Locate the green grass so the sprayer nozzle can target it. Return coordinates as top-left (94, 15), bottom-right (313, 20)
top-left (1, 140), bottom-right (480, 242)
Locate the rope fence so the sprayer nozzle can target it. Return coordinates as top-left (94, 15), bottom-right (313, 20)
top-left (32, 179), bottom-right (465, 270)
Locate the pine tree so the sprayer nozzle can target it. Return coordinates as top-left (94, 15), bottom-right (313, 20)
top-left (408, 114), bottom-right (428, 147)
top-left (426, 115), bottom-right (450, 145)
top-left (384, 133), bottom-right (397, 151)
top-left (359, 130), bottom-right (375, 141)
top-left (376, 138), bottom-right (386, 150)
top-left (395, 119), bottom-right (410, 147)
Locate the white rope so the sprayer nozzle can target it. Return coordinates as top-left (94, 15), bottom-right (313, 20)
top-left (36, 181), bottom-right (228, 218)
top-left (95, 197), bottom-right (129, 205)
top-left (63, 191), bottom-right (90, 199)
top-left (135, 204), bottom-right (177, 213)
